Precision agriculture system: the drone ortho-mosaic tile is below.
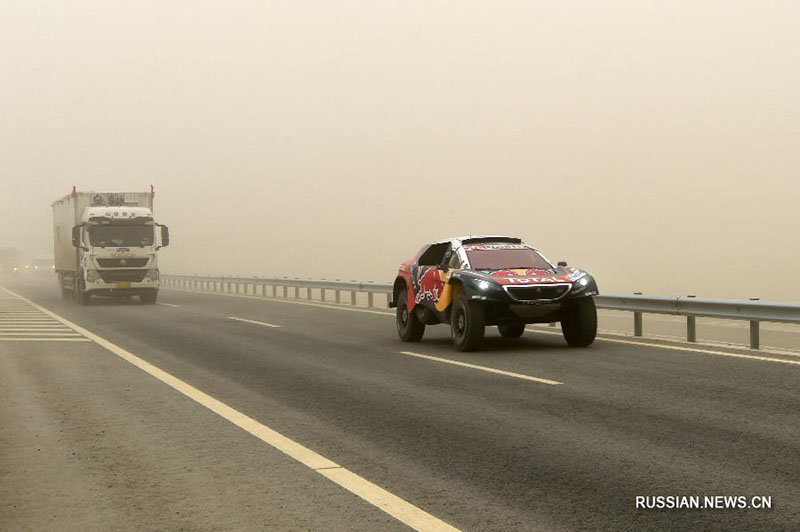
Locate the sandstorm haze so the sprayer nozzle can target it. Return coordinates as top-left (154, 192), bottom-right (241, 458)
top-left (1, 1), bottom-right (798, 299)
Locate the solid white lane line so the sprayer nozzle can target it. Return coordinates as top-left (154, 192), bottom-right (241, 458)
top-left (0, 286), bottom-right (461, 532)
top-left (525, 326), bottom-right (800, 366)
top-left (399, 351), bottom-right (563, 385)
top-left (158, 302), bottom-right (180, 308)
top-left (228, 316), bottom-right (282, 328)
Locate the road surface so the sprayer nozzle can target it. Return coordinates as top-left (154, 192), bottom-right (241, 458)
top-left (2, 275), bottom-right (799, 531)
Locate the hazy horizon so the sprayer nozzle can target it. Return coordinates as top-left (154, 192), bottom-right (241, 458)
top-left (2, 1), bottom-right (798, 300)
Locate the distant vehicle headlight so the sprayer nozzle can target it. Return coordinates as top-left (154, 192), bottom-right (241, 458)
top-left (144, 269), bottom-right (160, 281)
top-left (86, 270), bottom-right (101, 282)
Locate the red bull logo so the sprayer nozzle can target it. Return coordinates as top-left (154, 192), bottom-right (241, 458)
top-left (412, 266), bottom-right (444, 304)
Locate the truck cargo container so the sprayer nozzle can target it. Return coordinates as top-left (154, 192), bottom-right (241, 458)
top-left (52, 187), bottom-right (169, 304)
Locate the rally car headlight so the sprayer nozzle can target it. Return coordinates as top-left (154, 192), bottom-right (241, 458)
top-left (86, 270), bottom-right (101, 282)
top-left (571, 275), bottom-right (594, 293)
top-left (477, 280), bottom-right (491, 290)
top-left (144, 269), bottom-right (160, 281)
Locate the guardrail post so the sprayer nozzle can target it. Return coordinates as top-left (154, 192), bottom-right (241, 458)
top-left (282, 285), bottom-right (287, 298)
top-left (687, 316), bottom-right (696, 342)
top-left (307, 287), bottom-right (313, 300)
top-left (351, 291), bottom-right (357, 305)
top-left (321, 289), bottom-right (326, 302)
top-left (294, 286), bottom-right (299, 299)
top-left (750, 321), bottom-right (760, 349)
top-left (368, 292), bottom-right (374, 308)
top-left (632, 292), bottom-right (643, 336)
top-left (335, 290), bottom-right (341, 304)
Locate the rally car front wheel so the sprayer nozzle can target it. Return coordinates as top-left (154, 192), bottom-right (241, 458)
top-left (561, 297), bottom-right (597, 347)
top-left (451, 294), bottom-right (485, 351)
top-left (396, 287), bottom-right (425, 342)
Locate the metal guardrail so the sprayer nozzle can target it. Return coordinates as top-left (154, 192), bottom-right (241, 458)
top-left (162, 274), bottom-right (393, 308)
top-left (162, 274), bottom-right (800, 350)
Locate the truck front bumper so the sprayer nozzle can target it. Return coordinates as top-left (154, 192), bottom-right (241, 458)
top-left (84, 279), bottom-right (160, 296)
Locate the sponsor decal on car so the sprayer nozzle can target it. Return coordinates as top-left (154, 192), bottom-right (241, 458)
top-left (463, 244), bottom-right (528, 251)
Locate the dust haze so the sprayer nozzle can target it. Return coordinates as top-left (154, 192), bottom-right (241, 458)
top-left (1, 1), bottom-right (798, 300)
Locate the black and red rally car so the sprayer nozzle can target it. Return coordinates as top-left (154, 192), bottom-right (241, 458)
top-left (390, 236), bottom-right (599, 351)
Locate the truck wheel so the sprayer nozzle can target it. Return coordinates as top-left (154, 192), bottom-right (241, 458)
top-left (498, 322), bottom-right (525, 339)
top-left (75, 275), bottom-right (91, 305)
top-left (140, 292), bottom-right (158, 305)
top-left (561, 297), bottom-right (597, 347)
top-left (450, 294), bottom-right (485, 351)
top-left (396, 287), bottom-right (425, 342)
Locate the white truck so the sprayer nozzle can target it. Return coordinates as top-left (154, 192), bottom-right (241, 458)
top-left (52, 187), bottom-right (170, 304)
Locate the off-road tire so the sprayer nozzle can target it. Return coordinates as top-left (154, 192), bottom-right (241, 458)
top-left (450, 294), bottom-right (486, 351)
top-left (561, 297), bottom-right (597, 347)
top-left (396, 286), bottom-right (425, 342)
top-left (498, 322), bottom-right (525, 339)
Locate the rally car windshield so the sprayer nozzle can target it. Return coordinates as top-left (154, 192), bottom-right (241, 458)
top-left (465, 247), bottom-right (553, 270)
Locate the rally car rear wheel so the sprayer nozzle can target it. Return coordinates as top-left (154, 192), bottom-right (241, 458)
top-left (498, 322), bottom-right (525, 339)
top-left (451, 294), bottom-right (485, 351)
top-left (396, 287), bottom-right (425, 342)
top-left (561, 297), bottom-right (597, 347)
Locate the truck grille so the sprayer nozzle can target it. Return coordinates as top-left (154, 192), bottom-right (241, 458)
top-left (98, 269), bottom-right (148, 283)
top-left (97, 258), bottom-right (149, 268)
top-left (506, 284), bottom-right (570, 302)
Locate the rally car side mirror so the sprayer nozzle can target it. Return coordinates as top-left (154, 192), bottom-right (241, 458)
top-left (557, 261), bottom-right (568, 267)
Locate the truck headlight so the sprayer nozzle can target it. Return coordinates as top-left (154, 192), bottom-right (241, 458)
top-left (86, 270), bottom-right (101, 282)
top-left (144, 269), bottom-right (160, 281)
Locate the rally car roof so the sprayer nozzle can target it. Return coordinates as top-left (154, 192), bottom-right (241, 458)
top-left (432, 235), bottom-right (524, 247)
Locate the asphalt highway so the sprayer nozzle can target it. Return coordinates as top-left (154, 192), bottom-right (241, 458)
top-left (2, 275), bottom-right (799, 531)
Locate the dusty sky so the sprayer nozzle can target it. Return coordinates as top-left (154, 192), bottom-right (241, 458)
top-left (1, 1), bottom-right (798, 300)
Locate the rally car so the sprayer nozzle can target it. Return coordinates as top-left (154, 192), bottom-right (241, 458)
top-left (390, 236), bottom-right (599, 351)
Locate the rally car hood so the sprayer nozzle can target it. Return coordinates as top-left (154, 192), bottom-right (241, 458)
top-left (482, 268), bottom-right (573, 286)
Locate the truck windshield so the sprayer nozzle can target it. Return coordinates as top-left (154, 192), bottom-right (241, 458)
top-left (89, 225), bottom-right (154, 247)
top-left (465, 246), bottom-right (553, 270)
